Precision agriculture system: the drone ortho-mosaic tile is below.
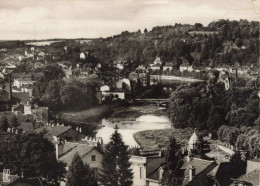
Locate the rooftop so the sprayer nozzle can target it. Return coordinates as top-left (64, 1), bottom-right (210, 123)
top-left (233, 169), bottom-right (260, 186)
top-left (12, 92), bottom-right (30, 103)
top-left (59, 142), bottom-right (96, 166)
top-left (146, 157), bottom-right (165, 181)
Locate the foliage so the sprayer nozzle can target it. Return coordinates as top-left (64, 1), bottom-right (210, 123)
top-left (218, 125), bottom-right (260, 159)
top-left (82, 20), bottom-right (258, 68)
top-left (66, 153), bottom-right (98, 186)
top-left (161, 136), bottom-right (183, 186)
top-left (10, 116), bottom-right (20, 128)
top-left (0, 133), bottom-right (66, 184)
top-left (0, 116), bottom-right (9, 131)
top-left (100, 126), bottom-right (133, 186)
top-left (168, 78), bottom-right (259, 130)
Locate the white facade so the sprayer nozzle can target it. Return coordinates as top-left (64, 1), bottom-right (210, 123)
top-left (180, 65), bottom-right (194, 72)
top-left (130, 156), bottom-right (147, 186)
top-left (117, 63), bottom-right (124, 70)
top-left (13, 78), bottom-right (36, 88)
top-left (100, 85), bottom-right (110, 92)
top-left (80, 52), bottom-right (86, 59)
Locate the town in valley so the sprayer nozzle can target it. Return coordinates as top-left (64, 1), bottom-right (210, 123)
top-left (0, 1), bottom-right (259, 186)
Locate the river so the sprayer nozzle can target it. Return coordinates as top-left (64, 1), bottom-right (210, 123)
top-left (95, 105), bottom-right (172, 147)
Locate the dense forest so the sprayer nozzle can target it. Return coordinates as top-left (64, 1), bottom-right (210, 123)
top-left (168, 73), bottom-right (259, 131)
top-left (81, 19), bottom-right (259, 68)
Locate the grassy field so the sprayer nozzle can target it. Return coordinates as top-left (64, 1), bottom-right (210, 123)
top-left (133, 128), bottom-right (194, 151)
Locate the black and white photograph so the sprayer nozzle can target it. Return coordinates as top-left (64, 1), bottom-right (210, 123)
top-left (0, 0), bottom-right (259, 185)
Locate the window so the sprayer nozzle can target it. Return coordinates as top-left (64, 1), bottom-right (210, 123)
top-left (91, 155), bottom-right (96, 161)
top-left (140, 167), bottom-right (143, 179)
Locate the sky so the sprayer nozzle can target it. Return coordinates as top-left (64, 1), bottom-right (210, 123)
top-left (0, 0), bottom-right (259, 40)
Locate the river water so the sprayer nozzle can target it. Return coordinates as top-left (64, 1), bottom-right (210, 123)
top-left (95, 105), bottom-right (172, 147)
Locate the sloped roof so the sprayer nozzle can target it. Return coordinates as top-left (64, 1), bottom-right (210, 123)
top-left (12, 73), bottom-right (32, 79)
top-left (12, 92), bottom-right (30, 103)
top-left (146, 157), bottom-right (165, 181)
top-left (181, 157), bottom-right (216, 185)
top-left (59, 142), bottom-right (96, 166)
top-left (234, 169), bottom-right (260, 186)
top-left (48, 125), bottom-right (71, 137)
top-left (207, 162), bottom-right (246, 186)
top-left (188, 131), bottom-right (199, 145)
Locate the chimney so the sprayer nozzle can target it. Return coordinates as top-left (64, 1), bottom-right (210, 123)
top-left (79, 127), bottom-right (82, 133)
top-left (189, 165), bottom-right (195, 181)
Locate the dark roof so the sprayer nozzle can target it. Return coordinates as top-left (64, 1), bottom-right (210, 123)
top-left (146, 157), bottom-right (165, 181)
top-left (59, 142), bottom-right (96, 166)
top-left (0, 173), bottom-right (20, 186)
top-left (0, 91), bottom-right (10, 102)
top-left (207, 162), bottom-right (246, 186)
top-left (181, 157), bottom-right (216, 185)
top-left (49, 125), bottom-right (71, 137)
top-left (12, 92), bottom-right (30, 103)
top-left (234, 169), bottom-right (260, 186)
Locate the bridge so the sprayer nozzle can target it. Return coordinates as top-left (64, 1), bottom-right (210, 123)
top-left (132, 98), bottom-right (169, 107)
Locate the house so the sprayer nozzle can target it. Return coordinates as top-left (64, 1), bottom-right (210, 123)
top-left (116, 63), bottom-right (124, 70)
top-left (59, 141), bottom-right (103, 175)
top-left (116, 78), bottom-right (131, 91)
top-left (246, 158), bottom-right (260, 174)
top-left (100, 85), bottom-right (110, 92)
top-left (180, 156), bottom-right (217, 186)
top-left (36, 125), bottom-right (85, 143)
top-left (130, 156), bottom-right (165, 186)
top-left (150, 64), bottom-right (161, 71)
top-left (180, 64), bottom-right (194, 72)
top-left (152, 57), bottom-right (162, 66)
top-left (163, 62), bottom-right (173, 71)
top-left (0, 172), bottom-right (20, 186)
top-left (232, 169), bottom-right (260, 186)
top-left (13, 78), bottom-right (36, 88)
top-left (80, 52), bottom-right (86, 59)
top-left (21, 86), bottom-right (33, 98)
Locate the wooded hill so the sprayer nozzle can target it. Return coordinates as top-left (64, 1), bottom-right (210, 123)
top-left (83, 19), bottom-right (259, 69)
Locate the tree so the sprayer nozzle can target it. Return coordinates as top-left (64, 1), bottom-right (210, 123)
top-left (161, 136), bottom-right (183, 186)
top-left (66, 153), bottom-right (98, 186)
top-left (0, 133), bottom-right (66, 183)
top-left (0, 116), bottom-right (9, 131)
top-left (10, 116), bottom-right (19, 128)
top-left (100, 125), bottom-right (133, 186)
top-left (144, 28), bottom-right (148, 34)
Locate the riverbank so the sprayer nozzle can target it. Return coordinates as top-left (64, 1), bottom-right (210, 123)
top-left (59, 101), bottom-right (128, 123)
top-left (133, 128), bottom-right (194, 151)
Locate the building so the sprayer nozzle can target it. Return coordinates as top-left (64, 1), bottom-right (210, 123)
top-left (246, 158), bottom-right (260, 174)
top-left (59, 141), bottom-right (103, 173)
top-left (116, 63), bottom-right (124, 70)
top-left (101, 90), bottom-right (125, 100)
top-left (232, 169), bottom-right (260, 186)
top-left (12, 92), bottom-right (30, 105)
top-left (163, 62), bottom-right (173, 71)
top-left (188, 130), bottom-right (202, 153)
top-left (116, 78), bottom-right (131, 91)
top-left (180, 156), bottom-right (217, 186)
top-left (13, 78), bottom-right (36, 88)
top-left (180, 64), bottom-right (194, 72)
top-left (130, 155), bottom-right (165, 186)
top-left (100, 85), bottom-right (110, 92)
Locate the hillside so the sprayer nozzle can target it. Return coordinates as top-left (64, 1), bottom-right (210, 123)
top-left (82, 19), bottom-right (259, 69)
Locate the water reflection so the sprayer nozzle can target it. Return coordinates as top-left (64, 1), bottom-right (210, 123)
top-left (96, 109), bottom-right (172, 146)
